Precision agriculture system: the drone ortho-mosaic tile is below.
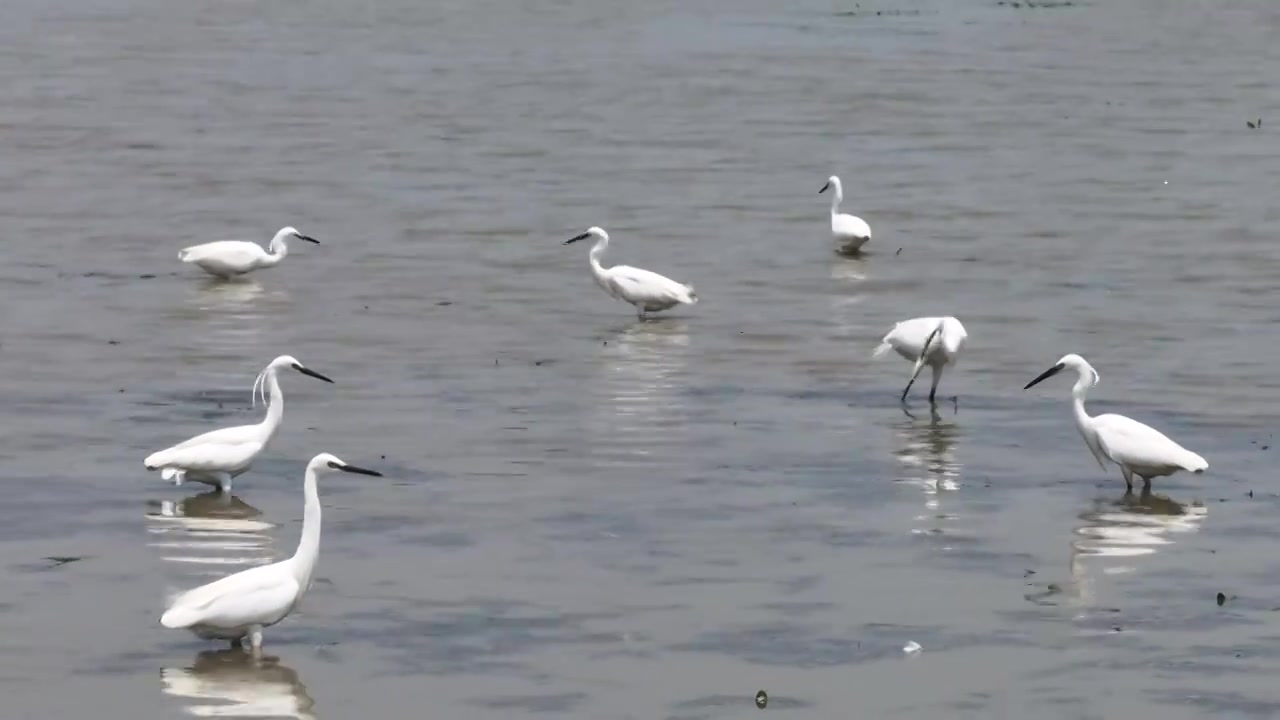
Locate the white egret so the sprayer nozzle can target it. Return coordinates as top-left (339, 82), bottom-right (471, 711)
top-left (564, 226), bottom-right (697, 320)
top-left (819, 176), bottom-right (871, 253)
top-left (179, 227), bottom-right (319, 279)
top-left (874, 316), bottom-right (968, 402)
top-left (161, 453), bottom-right (382, 655)
top-left (1024, 354), bottom-right (1208, 492)
top-left (144, 355), bottom-right (334, 492)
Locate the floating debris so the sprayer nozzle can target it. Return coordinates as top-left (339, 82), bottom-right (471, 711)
top-left (903, 640), bottom-right (922, 654)
top-left (755, 690), bottom-right (768, 709)
top-left (1248, 118), bottom-right (1262, 129)
top-left (1217, 592), bottom-right (1227, 606)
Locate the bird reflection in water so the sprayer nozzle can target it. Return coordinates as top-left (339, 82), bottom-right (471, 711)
top-left (161, 649), bottom-right (316, 720)
top-left (592, 320), bottom-right (691, 463)
top-left (893, 412), bottom-right (963, 539)
top-left (1026, 490), bottom-right (1206, 609)
top-left (146, 490), bottom-right (276, 577)
top-left (828, 256), bottom-right (868, 341)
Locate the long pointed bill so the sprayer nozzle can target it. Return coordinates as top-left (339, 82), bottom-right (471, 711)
top-left (333, 463), bottom-right (382, 477)
top-left (564, 232), bottom-right (591, 245)
top-left (1023, 364), bottom-right (1064, 390)
top-left (901, 324), bottom-right (943, 402)
top-left (819, 182), bottom-right (830, 194)
top-left (295, 234), bottom-right (320, 244)
top-left (294, 365), bottom-right (335, 383)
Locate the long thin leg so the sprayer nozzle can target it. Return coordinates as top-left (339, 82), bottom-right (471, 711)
top-left (249, 626), bottom-right (264, 658)
top-left (1121, 466), bottom-right (1134, 493)
top-left (1141, 475), bottom-right (1152, 492)
top-left (928, 365), bottom-right (943, 404)
top-left (212, 472), bottom-right (233, 494)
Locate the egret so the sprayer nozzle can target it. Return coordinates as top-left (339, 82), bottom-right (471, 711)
top-left (179, 227), bottom-right (319, 279)
top-left (819, 176), bottom-right (871, 253)
top-left (160, 453), bottom-right (382, 655)
top-left (1024, 354), bottom-right (1208, 492)
top-left (144, 355), bottom-right (334, 492)
top-left (874, 316), bottom-right (967, 402)
top-left (564, 226), bottom-right (697, 320)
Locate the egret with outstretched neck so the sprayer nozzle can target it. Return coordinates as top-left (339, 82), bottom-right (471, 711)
top-left (160, 453), bottom-right (382, 655)
top-left (564, 226), bottom-right (697, 320)
top-left (144, 355), bottom-right (334, 492)
top-left (1024, 354), bottom-right (1208, 492)
top-left (819, 176), bottom-right (871, 253)
top-left (179, 227), bottom-right (319, 279)
top-left (875, 316), bottom-right (967, 402)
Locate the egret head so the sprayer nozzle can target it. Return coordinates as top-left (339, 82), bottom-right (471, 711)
top-left (253, 355), bottom-right (334, 406)
top-left (1024, 353), bottom-right (1099, 390)
top-left (309, 452), bottom-right (383, 477)
top-left (819, 175), bottom-right (841, 195)
top-left (564, 226), bottom-right (608, 245)
top-left (271, 226), bottom-right (319, 249)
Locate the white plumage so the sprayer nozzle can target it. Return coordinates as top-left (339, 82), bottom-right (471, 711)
top-left (160, 453), bottom-right (382, 654)
top-left (1024, 353), bottom-right (1208, 492)
top-left (874, 316), bottom-right (968, 402)
top-left (144, 355), bottom-right (334, 492)
top-left (564, 226), bottom-right (697, 320)
top-left (179, 226), bottom-right (318, 279)
top-left (819, 175), bottom-right (871, 253)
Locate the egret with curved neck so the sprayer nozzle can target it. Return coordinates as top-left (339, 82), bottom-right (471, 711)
top-left (1024, 354), bottom-right (1208, 492)
top-left (564, 226), bottom-right (697, 320)
top-left (819, 175), bottom-right (871, 253)
top-left (144, 355), bottom-right (335, 492)
top-left (160, 453), bottom-right (382, 654)
top-left (874, 316), bottom-right (968, 402)
top-left (179, 226), bottom-right (319, 279)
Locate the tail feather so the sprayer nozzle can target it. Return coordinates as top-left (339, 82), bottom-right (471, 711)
top-left (160, 605), bottom-right (198, 629)
top-left (872, 341), bottom-right (893, 357)
top-left (682, 284), bottom-right (697, 304)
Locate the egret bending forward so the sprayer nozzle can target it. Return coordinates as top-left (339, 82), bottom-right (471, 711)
top-left (564, 227), bottom-right (697, 320)
top-left (144, 355), bottom-right (334, 492)
top-left (875, 316), bottom-right (968, 402)
top-left (819, 176), bottom-right (871, 253)
top-left (179, 226), bottom-right (318, 279)
top-left (161, 453), bottom-right (382, 654)
top-left (1024, 354), bottom-right (1208, 492)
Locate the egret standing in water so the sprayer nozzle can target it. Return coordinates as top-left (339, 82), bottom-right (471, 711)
top-left (819, 176), bottom-right (871, 253)
top-left (160, 453), bottom-right (382, 655)
top-left (874, 316), bottom-right (968, 402)
top-left (179, 227), bottom-right (319, 279)
top-left (1024, 354), bottom-right (1207, 492)
top-left (564, 226), bottom-right (697, 320)
top-left (144, 355), bottom-right (334, 492)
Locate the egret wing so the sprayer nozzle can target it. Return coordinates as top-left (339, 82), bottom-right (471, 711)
top-left (833, 213), bottom-right (871, 239)
top-left (608, 265), bottom-right (693, 305)
top-left (1093, 413), bottom-right (1200, 471)
top-left (147, 439), bottom-right (264, 472)
top-left (163, 423), bottom-right (261, 452)
top-left (179, 241), bottom-right (265, 273)
top-left (162, 563), bottom-right (297, 628)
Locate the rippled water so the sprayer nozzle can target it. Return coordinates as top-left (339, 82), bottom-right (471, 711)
top-left (2, 0), bottom-right (1280, 717)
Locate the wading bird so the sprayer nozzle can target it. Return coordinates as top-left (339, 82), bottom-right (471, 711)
top-left (874, 316), bottom-right (967, 402)
top-left (179, 226), bottom-right (318, 279)
top-left (819, 176), bottom-right (871, 253)
top-left (160, 453), bottom-right (382, 654)
top-left (1024, 354), bottom-right (1208, 492)
top-left (144, 355), bottom-right (334, 492)
top-left (564, 226), bottom-right (697, 320)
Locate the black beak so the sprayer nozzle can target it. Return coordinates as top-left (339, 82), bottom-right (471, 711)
top-left (564, 232), bottom-right (590, 245)
top-left (293, 364), bottom-right (335, 383)
top-left (294, 234), bottom-right (320, 244)
top-left (1024, 363), bottom-right (1064, 390)
top-left (819, 182), bottom-right (830, 194)
top-left (328, 460), bottom-right (382, 476)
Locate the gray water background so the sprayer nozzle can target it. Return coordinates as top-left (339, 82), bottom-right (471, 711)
top-left (1, 0), bottom-right (1279, 717)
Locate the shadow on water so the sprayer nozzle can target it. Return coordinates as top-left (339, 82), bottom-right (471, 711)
top-left (146, 490), bottom-right (277, 581)
top-left (160, 649), bottom-right (316, 720)
top-left (1027, 491), bottom-right (1207, 609)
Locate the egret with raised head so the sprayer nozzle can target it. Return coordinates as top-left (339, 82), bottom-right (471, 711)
top-left (160, 453), bottom-right (382, 654)
top-left (179, 227), bottom-right (319, 279)
top-left (1024, 354), bottom-right (1208, 492)
top-left (819, 176), bottom-right (871, 253)
top-left (144, 355), bottom-right (334, 492)
top-left (564, 226), bottom-right (697, 320)
top-left (874, 316), bottom-right (967, 402)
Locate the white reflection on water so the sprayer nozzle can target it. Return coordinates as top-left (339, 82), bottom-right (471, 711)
top-left (828, 256), bottom-right (869, 340)
top-left (893, 412), bottom-right (964, 539)
top-left (147, 491), bottom-right (276, 579)
top-left (161, 650), bottom-right (316, 719)
top-left (592, 320), bottom-right (691, 460)
top-left (1028, 492), bottom-right (1207, 609)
